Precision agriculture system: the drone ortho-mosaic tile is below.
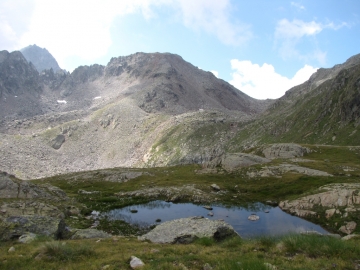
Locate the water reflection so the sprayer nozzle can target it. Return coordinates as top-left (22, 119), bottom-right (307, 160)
top-left (103, 201), bottom-right (328, 238)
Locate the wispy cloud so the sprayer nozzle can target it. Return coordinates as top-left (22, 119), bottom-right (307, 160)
top-left (175, 0), bottom-right (252, 46)
top-left (291, 2), bottom-right (305, 11)
top-left (230, 59), bottom-right (317, 99)
top-left (274, 18), bottom-right (348, 65)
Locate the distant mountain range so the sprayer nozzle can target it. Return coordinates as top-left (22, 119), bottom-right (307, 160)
top-left (0, 46), bottom-right (359, 179)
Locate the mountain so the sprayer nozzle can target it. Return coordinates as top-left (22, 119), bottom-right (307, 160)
top-left (0, 50), bottom-right (270, 179)
top-left (0, 48), bottom-right (359, 179)
top-left (0, 50), bottom-right (44, 118)
top-left (21, 44), bottom-right (61, 72)
top-left (226, 53), bottom-right (360, 150)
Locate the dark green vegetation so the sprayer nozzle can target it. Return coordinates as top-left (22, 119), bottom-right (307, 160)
top-left (226, 65), bottom-right (360, 151)
top-left (1, 234), bottom-right (359, 269)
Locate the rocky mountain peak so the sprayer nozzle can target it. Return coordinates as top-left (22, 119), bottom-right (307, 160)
top-left (20, 44), bottom-right (61, 72)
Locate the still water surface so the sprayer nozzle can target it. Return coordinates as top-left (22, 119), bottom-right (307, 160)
top-left (104, 201), bottom-right (328, 238)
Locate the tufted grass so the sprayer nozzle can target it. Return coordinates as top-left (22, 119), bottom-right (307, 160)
top-left (0, 235), bottom-right (359, 269)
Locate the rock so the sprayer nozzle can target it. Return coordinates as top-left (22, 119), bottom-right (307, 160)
top-left (248, 214), bottom-right (259, 221)
top-left (339, 221), bottom-right (357, 235)
top-left (66, 206), bottom-right (80, 216)
top-left (341, 234), bottom-right (359, 241)
top-left (0, 215), bottom-right (68, 241)
top-left (8, 246), bottom-right (15, 252)
top-left (325, 209), bottom-right (336, 219)
top-left (220, 153), bottom-right (270, 171)
top-left (0, 172), bottom-right (68, 201)
top-left (70, 229), bottom-right (112, 239)
top-left (130, 209), bottom-right (138, 213)
top-left (264, 262), bottom-right (277, 270)
top-left (203, 263), bottom-right (213, 270)
top-left (326, 234), bottom-right (341, 239)
top-left (138, 217), bottom-right (239, 244)
top-left (263, 143), bottom-right (310, 159)
top-left (18, 232), bottom-right (37, 243)
top-left (208, 212), bottom-right (214, 217)
top-left (279, 183), bottom-right (360, 220)
top-left (203, 206), bottom-right (213, 210)
top-left (130, 256), bottom-right (145, 269)
top-left (210, 184), bottom-right (220, 191)
top-left (51, 134), bottom-right (65, 150)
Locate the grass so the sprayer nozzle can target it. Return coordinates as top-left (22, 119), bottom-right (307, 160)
top-left (0, 234), bottom-right (359, 269)
top-left (30, 143), bottom-right (360, 236)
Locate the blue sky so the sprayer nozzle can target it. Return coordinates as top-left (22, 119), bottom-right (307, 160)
top-left (1, 0), bottom-right (359, 99)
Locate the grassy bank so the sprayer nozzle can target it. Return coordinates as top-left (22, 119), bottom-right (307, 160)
top-left (1, 234), bottom-right (359, 270)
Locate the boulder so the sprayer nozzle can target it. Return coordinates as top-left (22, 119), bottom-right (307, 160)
top-left (339, 221), bottom-right (357, 235)
top-left (138, 216), bottom-right (239, 244)
top-left (51, 134), bottom-right (65, 150)
top-left (130, 256), bottom-right (145, 269)
top-left (18, 232), bottom-right (37, 243)
top-left (70, 228), bottom-right (112, 239)
top-left (0, 215), bottom-right (68, 241)
top-left (210, 184), bottom-right (220, 191)
top-left (248, 214), bottom-right (259, 221)
top-left (263, 143), bottom-right (310, 159)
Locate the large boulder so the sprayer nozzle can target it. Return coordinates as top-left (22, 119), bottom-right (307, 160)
top-left (138, 216), bottom-right (239, 244)
top-left (263, 143), bottom-right (310, 159)
top-left (0, 215), bottom-right (68, 241)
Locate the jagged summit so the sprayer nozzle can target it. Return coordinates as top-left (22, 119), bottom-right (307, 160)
top-left (20, 44), bottom-right (61, 73)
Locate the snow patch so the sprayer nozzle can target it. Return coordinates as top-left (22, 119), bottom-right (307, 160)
top-left (57, 100), bottom-right (67, 104)
top-left (93, 96), bottom-right (102, 100)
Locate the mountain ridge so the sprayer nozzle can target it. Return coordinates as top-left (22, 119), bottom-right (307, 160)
top-left (0, 48), bottom-right (359, 179)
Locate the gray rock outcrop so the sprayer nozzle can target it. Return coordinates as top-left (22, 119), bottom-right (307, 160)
top-left (279, 183), bottom-right (360, 232)
top-left (220, 153), bottom-right (270, 171)
top-left (263, 144), bottom-right (310, 159)
top-left (0, 215), bottom-right (67, 241)
top-left (138, 216), bottom-right (239, 244)
top-left (70, 228), bottom-right (112, 239)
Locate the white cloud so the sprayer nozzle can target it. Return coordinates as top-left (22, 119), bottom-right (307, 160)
top-left (210, 70), bottom-right (219, 78)
top-left (0, 0), bottom-right (34, 50)
top-left (274, 19), bottom-right (348, 65)
top-left (175, 0), bottom-right (252, 46)
top-left (0, 0), bottom-right (251, 71)
top-left (229, 59), bottom-right (317, 99)
top-left (291, 2), bottom-right (305, 10)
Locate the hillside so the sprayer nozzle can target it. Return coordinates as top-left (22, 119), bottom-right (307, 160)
top-left (0, 50), bottom-right (270, 179)
top-left (226, 54), bottom-right (360, 151)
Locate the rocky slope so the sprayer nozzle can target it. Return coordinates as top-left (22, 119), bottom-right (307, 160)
top-left (227, 54), bottom-right (360, 150)
top-left (0, 48), bottom-right (359, 179)
top-left (21, 44), bottom-right (61, 72)
top-left (0, 49), bottom-right (270, 179)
